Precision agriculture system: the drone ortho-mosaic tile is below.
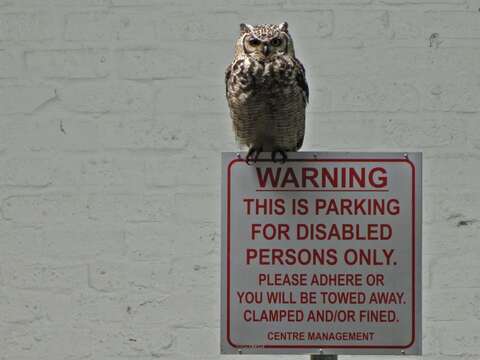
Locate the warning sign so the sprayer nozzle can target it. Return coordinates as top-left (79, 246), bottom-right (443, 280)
top-left (220, 152), bottom-right (422, 355)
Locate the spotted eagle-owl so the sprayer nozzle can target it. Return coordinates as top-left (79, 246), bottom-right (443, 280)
top-left (225, 22), bottom-right (308, 163)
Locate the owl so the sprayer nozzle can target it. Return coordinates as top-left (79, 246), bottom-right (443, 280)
top-left (225, 22), bottom-right (308, 163)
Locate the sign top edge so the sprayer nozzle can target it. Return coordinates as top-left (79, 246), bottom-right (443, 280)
top-left (222, 151), bottom-right (422, 154)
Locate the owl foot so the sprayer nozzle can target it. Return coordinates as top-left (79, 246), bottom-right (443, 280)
top-left (272, 150), bottom-right (287, 164)
top-left (246, 146), bottom-right (263, 165)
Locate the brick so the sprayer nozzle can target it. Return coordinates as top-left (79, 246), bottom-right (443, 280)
top-left (60, 81), bottom-right (154, 115)
top-left (0, 86), bottom-right (56, 114)
top-left (26, 49), bottom-right (110, 78)
top-left (124, 292), bottom-right (171, 323)
top-left (53, 0), bottom-right (111, 5)
top-left (0, 227), bottom-right (43, 259)
top-left (179, 114), bottom-right (237, 152)
top-left (111, 0), bottom-right (162, 4)
top-left (50, 267), bottom-right (84, 293)
top-left (0, 115), bottom-right (103, 152)
top-left (53, 115), bottom-right (101, 151)
top-left (307, 114), bottom-right (389, 149)
top-left (146, 153), bottom-right (219, 187)
top-left (436, 321), bottom-right (480, 355)
top-left (422, 75), bottom-right (480, 112)
top-left (307, 48), bottom-right (402, 77)
top-left (335, 10), bottom-right (394, 40)
top-left (323, 77), bottom-right (419, 112)
top-left (155, 289), bottom-right (219, 328)
top-left (155, 80), bottom-right (225, 114)
top-left (90, 323), bottom-right (174, 357)
top-left (0, 156), bottom-right (54, 186)
top-left (466, 116), bottom-right (480, 149)
top-left (428, 189), bottom-right (480, 225)
top-left (156, 10), bottom-right (332, 41)
top-left (467, 0), bottom-right (480, 10)
top-left (88, 261), bottom-right (128, 292)
top-left (2, 262), bottom-right (87, 292)
top-left (423, 221), bottom-right (480, 256)
top-left (0, 12), bottom-right (56, 41)
top-left (171, 223), bottom-right (218, 258)
top-left (155, 11), bottom-right (241, 41)
top-left (117, 48), bottom-right (209, 79)
top-left (1, 194), bottom-right (89, 225)
top-left (7, 114), bottom-right (187, 152)
top-left (144, 155), bottom-right (180, 187)
top-left (475, 292), bottom-right (480, 320)
top-left (286, 0), bottom-right (370, 6)
top-left (52, 154), bottom-right (146, 188)
top-left (425, 11), bottom-right (480, 38)
top-left (2, 0), bottom-right (106, 4)
top-left (382, 114), bottom-right (467, 149)
top-left (176, 328), bottom-right (218, 357)
top-left (305, 85), bottom-right (332, 112)
top-left (216, 0), bottom-right (287, 7)
top-left (384, 0), bottom-right (464, 3)
top-left (87, 193), bottom-right (173, 223)
top-left (174, 191), bottom-right (218, 223)
top-left (42, 226), bottom-right (126, 259)
top-left (0, 50), bottom-right (18, 78)
top-left (307, 47), bottom-right (480, 78)
top-left (247, 10), bottom-right (333, 39)
top-left (73, 291), bottom-right (127, 322)
top-left (425, 154), bottom-right (480, 188)
top-left (0, 289), bottom-right (72, 324)
top-left (1, 324), bottom-right (92, 359)
top-left (422, 321), bottom-right (440, 355)
top-left (65, 11), bottom-right (156, 42)
top-left (100, 115), bottom-right (188, 151)
top-left (390, 11), bottom-right (424, 40)
top-left (114, 0), bottom-right (281, 5)
top-left (0, 288), bottom-right (44, 324)
top-left (117, 48), bottom-right (191, 79)
top-left (425, 288), bottom-right (480, 320)
top-left (431, 253), bottom-right (480, 288)
top-left (112, 11), bottom-right (156, 41)
top-left (426, 48), bottom-right (480, 77)
top-left (126, 261), bottom-right (172, 293)
top-left (64, 12), bottom-right (111, 41)
top-left (125, 223), bottom-right (174, 261)
top-left (170, 254), bottom-right (218, 290)
top-left (423, 254), bottom-right (434, 289)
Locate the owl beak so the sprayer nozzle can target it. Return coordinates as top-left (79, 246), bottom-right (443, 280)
top-left (262, 44), bottom-right (271, 56)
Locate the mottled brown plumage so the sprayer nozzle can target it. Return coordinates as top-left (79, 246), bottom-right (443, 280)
top-left (225, 22), bottom-right (308, 162)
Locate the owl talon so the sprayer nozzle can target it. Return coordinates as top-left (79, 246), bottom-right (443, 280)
top-left (246, 147), bottom-right (263, 165)
top-left (272, 150), bottom-right (287, 163)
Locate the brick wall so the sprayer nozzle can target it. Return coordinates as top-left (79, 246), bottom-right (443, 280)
top-left (0, 0), bottom-right (479, 359)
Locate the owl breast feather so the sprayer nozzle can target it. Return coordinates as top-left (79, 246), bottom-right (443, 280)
top-left (226, 56), bottom-right (308, 151)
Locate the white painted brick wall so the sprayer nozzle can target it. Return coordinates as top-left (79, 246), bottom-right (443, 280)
top-left (0, 0), bottom-right (479, 359)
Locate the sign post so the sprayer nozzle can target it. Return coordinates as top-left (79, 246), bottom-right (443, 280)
top-left (221, 152), bottom-right (422, 355)
top-left (311, 355), bottom-right (337, 360)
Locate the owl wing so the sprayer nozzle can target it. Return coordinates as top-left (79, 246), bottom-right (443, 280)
top-left (225, 63), bottom-right (232, 98)
top-left (291, 59), bottom-right (308, 150)
top-left (294, 59), bottom-right (309, 105)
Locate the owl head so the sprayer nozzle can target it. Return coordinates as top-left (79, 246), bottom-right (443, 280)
top-left (235, 22), bottom-right (295, 61)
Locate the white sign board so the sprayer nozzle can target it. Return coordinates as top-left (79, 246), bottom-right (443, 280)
top-left (221, 152), bottom-right (422, 355)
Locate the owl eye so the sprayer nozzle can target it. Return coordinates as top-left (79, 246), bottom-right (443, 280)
top-left (271, 38), bottom-right (282, 47)
top-left (248, 38), bottom-right (261, 46)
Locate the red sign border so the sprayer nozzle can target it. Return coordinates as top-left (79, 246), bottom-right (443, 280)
top-left (226, 158), bottom-right (416, 350)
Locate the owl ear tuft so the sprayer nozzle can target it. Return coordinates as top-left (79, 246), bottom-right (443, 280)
top-left (279, 22), bottom-right (288, 32)
top-left (240, 23), bottom-right (254, 35)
